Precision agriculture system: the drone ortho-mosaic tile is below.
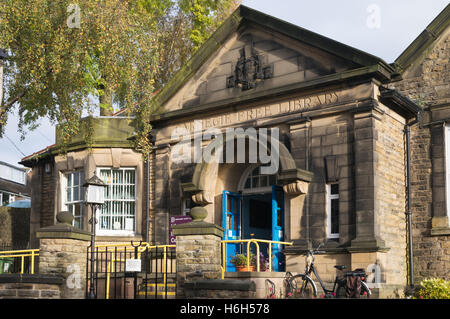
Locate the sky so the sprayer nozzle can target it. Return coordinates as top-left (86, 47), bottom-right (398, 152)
top-left (0, 0), bottom-right (448, 168)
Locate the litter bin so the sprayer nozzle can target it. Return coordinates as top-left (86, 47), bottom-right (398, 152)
top-left (0, 257), bottom-right (14, 274)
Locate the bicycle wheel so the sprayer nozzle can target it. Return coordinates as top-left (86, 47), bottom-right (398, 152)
top-left (288, 274), bottom-right (317, 298)
top-left (360, 281), bottom-right (371, 299)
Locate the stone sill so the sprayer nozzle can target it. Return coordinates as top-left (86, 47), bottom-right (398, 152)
top-left (0, 274), bottom-right (64, 285)
top-left (96, 235), bottom-right (145, 243)
top-left (430, 227), bottom-right (450, 236)
top-left (185, 279), bottom-right (256, 292)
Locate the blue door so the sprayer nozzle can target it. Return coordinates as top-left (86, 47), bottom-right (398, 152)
top-left (222, 190), bottom-right (242, 272)
top-left (272, 185), bottom-right (285, 271)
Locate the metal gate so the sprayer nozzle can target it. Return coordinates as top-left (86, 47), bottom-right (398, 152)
top-left (86, 242), bottom-right (176, 299)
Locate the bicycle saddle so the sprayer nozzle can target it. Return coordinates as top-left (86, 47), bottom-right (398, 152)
top-left (334, 265), bottom-right (347, 270)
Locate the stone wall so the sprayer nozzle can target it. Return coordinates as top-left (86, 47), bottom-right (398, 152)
top-left (389, 27), bottom-right (450, 282)
top-left (307, 114), bottom-right (355, 246)
top-left (184, 279), bottom-right (256, 299)
top-left (374, 105), bottom-right (407, 288)
top-left (175, 233), bottom-right (223, 297)
top-left (0, 275), bottom-right (62, 299)
top-left (36, 221), bottom-right (91, 299)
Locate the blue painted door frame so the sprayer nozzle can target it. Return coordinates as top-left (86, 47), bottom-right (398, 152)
top-left (272, 185), bottom-right (285, 272)
top-left (222, 190), bottom-right (242, 272)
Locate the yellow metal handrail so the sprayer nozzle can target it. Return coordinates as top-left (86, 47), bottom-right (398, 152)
top-left (0, 249), bottom-right (40, 274)
top-left (221, 239), bottom-right (293, 279)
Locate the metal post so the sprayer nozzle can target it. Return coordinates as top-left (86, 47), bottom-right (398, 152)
top-left (88, 204), bottom-right (98, 299)
top-left (134, 244), bottom-right (138, 299)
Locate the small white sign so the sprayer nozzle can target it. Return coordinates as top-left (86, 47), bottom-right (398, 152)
top-left (125, 218), bottom-right (134, 231)
top-left (125, 259), bottom-right (142, 272)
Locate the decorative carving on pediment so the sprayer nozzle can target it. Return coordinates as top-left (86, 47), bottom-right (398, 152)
top-left (226, 40), bottom-right (272, 91)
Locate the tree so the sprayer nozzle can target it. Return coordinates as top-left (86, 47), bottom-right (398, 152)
top-left (0, 0), bottom-right (240, 156)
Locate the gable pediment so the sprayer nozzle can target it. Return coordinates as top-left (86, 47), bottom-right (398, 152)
top-left (154, 5), bottom-right (394, 117)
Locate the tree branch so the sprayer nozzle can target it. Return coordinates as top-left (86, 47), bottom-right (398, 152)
top-left (0, 90), bottom-right (26, 119)
top-left (1, 90), bottom-right (26, 109)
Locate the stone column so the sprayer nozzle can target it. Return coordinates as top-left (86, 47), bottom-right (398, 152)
top-left (349, 110), bottom-right (386, 252)
top-left (36, 211), bottom-right (91, 299)
top-left (172, 206), bottom-right (224, 299)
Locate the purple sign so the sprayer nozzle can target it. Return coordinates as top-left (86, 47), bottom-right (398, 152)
top-left (169, 215), bottom-right (192, 244)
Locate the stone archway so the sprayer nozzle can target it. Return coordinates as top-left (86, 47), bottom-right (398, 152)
top-left (181, 132), bottom-right (314, 205)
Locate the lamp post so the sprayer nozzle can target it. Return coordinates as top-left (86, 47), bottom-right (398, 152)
top-left (83, 172), bottom-right (107, 299)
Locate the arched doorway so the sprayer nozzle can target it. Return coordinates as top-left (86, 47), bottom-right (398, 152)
top-left (222, 164), bottom-right (285, 272)
top-left (181, 132), bottom-right (314, 272)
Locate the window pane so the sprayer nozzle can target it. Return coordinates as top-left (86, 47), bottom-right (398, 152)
top-left (269, 175), bottom-right (276, 185)
top-left (73, 172), bottom-right (79, 187)
top-left (260, 175), bottom-right (268, 187)
top-left (331, 184), bottom-right (339, 195)
top-left (125, 170), bottom-right (135, 185)
top-left (331, 198), bottom-right (339, 234)
top-left (252, 176), bottom-right (258, 188)
top-left (244, 178), bottom-right (251, 189)
top-left (80, 173), bottom-right (85, 200)
top-left (73, 185), bottom-right (79, 201)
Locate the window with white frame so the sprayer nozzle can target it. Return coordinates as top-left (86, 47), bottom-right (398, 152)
top-left (63, 171), bottom-right (85, 229)
top-left (327, 183), bottom-right (339, 239)
top-left (98, 168), bottom-right (136, 235)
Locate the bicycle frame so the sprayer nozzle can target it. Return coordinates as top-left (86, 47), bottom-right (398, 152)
top-left (306, 262), bottom-right (342, 295)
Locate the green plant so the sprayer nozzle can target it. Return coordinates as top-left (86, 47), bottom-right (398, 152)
top-left (414, 278), bottom-right (450, 299)
top-left (230, 253), bottom-right (255, 267)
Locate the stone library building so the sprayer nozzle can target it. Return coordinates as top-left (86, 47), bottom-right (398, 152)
top-left (21, 5), bottom-right (449, 297)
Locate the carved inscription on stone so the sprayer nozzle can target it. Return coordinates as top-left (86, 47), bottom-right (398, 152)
top-left (179, 91), bottom-right (339, 133)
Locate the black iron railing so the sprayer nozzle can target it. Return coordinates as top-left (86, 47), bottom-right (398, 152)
top-left (86, 242), bottom-right (176, 299)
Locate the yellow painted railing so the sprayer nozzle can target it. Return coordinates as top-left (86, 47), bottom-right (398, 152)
top-left (96, 243), bottom-right (175, 300)
top-left (0, 249), bottom-right (40, 274)
top-left (221, 239), bottom-right (293, 279)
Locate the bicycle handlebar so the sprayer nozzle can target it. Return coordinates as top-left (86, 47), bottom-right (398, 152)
top-left (304, 243), bottom-right (326, 256)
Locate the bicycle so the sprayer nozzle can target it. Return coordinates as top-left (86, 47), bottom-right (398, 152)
top-left (285, 243), bottom-right (372, 299)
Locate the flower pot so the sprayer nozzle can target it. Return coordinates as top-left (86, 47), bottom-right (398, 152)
top-left (236, 265), bottom-right (255, 272)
